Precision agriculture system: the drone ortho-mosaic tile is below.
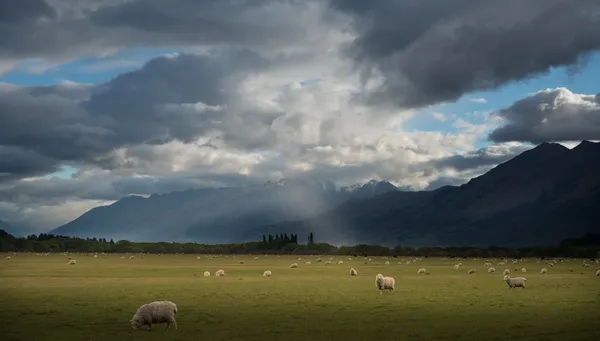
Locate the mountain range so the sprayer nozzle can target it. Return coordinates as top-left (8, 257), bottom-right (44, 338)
top-left (39, 140), bottom-right (600, 246)
top-left (50, 177), bottom-right (400, 243)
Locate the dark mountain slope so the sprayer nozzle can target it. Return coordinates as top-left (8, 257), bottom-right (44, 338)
top-left (264, 141), bottom-right (600, 247)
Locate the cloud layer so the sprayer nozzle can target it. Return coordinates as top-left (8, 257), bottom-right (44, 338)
top-left (1, 0), bottom-right (600, 231)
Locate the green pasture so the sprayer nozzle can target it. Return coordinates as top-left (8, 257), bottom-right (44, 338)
top-left (1, 253), bottom-right (599, 341)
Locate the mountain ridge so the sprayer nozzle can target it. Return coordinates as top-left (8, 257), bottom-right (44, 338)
top-left (46, 140), bottom-right (600, 246)
top-left (260, 140), bottom-right (600, 247)
top-left (50, 178), bottom-right (399, 243)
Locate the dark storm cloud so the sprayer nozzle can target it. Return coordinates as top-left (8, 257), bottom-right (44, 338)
top-left (0, 49), bottom-right (271, 180)
top-left (89, 0), bottom-right (306, 45)
top-left (0, 0), bottom-right (56, 23)
top-left (0, 146), bottom-right (59, 181)
top-left (329, 0), bottom-right (600, 109)
top-left (489, 88), bottom-right (600, 144)
top-left (0, 0), bottom-right (311, 62)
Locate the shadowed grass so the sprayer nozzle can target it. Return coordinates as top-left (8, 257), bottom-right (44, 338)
top-left (1, 254), bottom-right (599, 341)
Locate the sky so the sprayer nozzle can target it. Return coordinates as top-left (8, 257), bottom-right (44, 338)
top-left (1, 0), bottom-right (600, 233)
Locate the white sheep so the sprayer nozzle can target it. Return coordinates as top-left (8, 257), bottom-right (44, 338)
top-left (68, 259), bottom-right (76, 265)
top-left (289, 263), bottom-right (298, 268)
top-left (305, 261), bottom-right (312, 265)
top-left (324, 260), bottom-right (332, 265)
top-left (504, 275), bottom-right (527, 288)
top-left (453, 264), bottom-right (460, 270)
top-left (540, 268), bottom-right (547, 274)
top-left (239, 260), bottom-right (245, 264)
top-left (338, 260), bottom-right (344, 265)
top-left (197, 256), bottom-right (201, 260)
top-left (5, 256), bottom-right (11, 260)
top-left (263, 270), bottom-right (272, 277)
top-left (375, 274), bottom-right (395, 294)
top-left (488, 267), bottom-right (496, 273)
top-left (417, 268), bottom-right (426, 275)
top-left (468, 268), bottom-right (476, 274)
top-left (94, 255), bottom-right (98, 259)
top-left (254, 257), bottom-right (259, 260)
top-left (130, 300), bottom-right (178, 331)
top-left (350, 268), bottom-right (358, 276)
top-left (521, 268), bottom-right (527, 273)
top-left (385, 261), bottom-right (390, 265)
top-left (596, 269), bottom-right (600, 277)
top-left (203, 271), bottom-right (210, 277)
top-left (484, 262), bottom-right (491, 267)
top-left (215, 269), bottom-right (225, 276)
top-left (503, 269), bottom-right (510, 275)
top-left (129, 256), bottom-right (134, 259)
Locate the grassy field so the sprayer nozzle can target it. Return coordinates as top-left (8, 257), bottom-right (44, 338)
top-left (1, 253), bottom-right (599, 341)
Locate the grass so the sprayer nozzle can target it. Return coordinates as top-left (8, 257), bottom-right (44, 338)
top-left (1, 253), bottom-right (599, 341)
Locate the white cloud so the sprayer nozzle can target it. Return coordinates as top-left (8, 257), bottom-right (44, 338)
top-left (431, 112), bottom-right (448, 122)
top-left (468, 97), bottom-right (487, 103)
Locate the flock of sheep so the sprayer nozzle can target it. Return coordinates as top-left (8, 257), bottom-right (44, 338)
top-left (4, 252), bottom-right (599, 332)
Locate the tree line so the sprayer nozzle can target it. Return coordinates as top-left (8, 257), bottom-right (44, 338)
top-left (0, 229), bottom-right (598, 258)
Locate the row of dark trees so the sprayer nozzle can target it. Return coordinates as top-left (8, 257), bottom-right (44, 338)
top-left (1, 230), bottom-right (599, 258)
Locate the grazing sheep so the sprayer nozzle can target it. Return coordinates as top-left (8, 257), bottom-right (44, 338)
top-left (540, 268), bottom-right (547, 274)
top-left (215, 269), bottom-right (225, 276)
top-left (254, 257), bottom-right (259, 260)
top-left (324, 260), bottom-right (332, 265)
top-left (549, 263), bottom-right (554, 267)
top-left (583, 263), bottom-right (590, 268)
top-left (484, 262), bottom-right (491, 267)
top-left (350, 268), bottom-right (358, 276)
top-left (129, 256), bottom-right (134, 259)
top-left (453, 264), bottom-right (460, 270)
top-left (239, 260), bottom-right (245, 264)
top-left (289, 263), bottom-right (298, 268)
top-left (297, 258), bottom-right (302, 261)
top-left (385, 261), bottom-right (390, 265)
top-left (503, 269), bottom-right (510, 275)
top-left (317, 258), bottom-right (322, 262)
top-left (375, 274), bottom-right (395, 294)
top-left (338, 260), bottom-right (344, 264)
top-left (263, 270), bottom-right (272, 277)
top-left (595, 269), bottom-right (600, 276)
top-left (468, 268), bottom-right (476, 274)
top-left (305, 261), bottom-right (312, 265)
top-left (417, 268), bottom-right (426, 275)
top-left (504, 275), bottom-right (527, 288)
top-left (521, 268), bottom-right (527, 273)
top-left (94, 255), bottom-right (98, 259)
top-left (68, 259), bottom-right (76, 265)
top-left (130, 300), bottom-right (178, 331)
top-left (5, 256), bottom-right (11, 260)
top-left (488, 267), bottom-right (496, 273)
top-left (197, 256), bottom-right (201, 260)
top-left (203, 271), bottom-right (210, 277)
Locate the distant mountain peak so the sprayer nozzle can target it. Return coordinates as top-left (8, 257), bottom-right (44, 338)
top-left (341, 179), bottom-right (398, 197)
top-left (535, 141), bottom-right (568, 152)
top-left (573, 140), bottom-right (599, 151)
